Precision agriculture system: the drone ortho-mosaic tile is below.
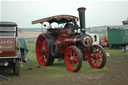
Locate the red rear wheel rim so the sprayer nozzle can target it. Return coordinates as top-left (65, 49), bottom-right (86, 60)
top-left (88, 45), bottom-right (103, 68)
top-left (65, 47), bottom-right (79, 72)
top-left (36, 34), bottom-right (49, 66)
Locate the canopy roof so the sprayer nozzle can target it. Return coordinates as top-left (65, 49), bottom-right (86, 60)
top-left (32, 15), bottom-right (78, 24)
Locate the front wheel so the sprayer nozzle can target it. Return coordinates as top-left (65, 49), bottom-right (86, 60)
top-left (64, 46), bottom-right (83, 72)
top-left (88, 45), bottom-right (106, 68)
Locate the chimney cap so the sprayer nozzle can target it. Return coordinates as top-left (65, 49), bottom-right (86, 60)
top-left (77, 7), bottom-right (86, 12)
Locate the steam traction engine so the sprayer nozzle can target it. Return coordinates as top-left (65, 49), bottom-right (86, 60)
top-left (32, 7), bottom-right (106, 72)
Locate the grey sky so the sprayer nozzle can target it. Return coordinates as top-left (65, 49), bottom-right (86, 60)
top-left (0, 0), bottom-right (128, 28)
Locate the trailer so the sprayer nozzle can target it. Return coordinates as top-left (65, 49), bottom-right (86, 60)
top-left (107, 27), bottom-right (128, 49)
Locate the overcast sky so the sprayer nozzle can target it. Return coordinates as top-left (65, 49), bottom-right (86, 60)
top-left (0, 0), bottom-right (128, 28)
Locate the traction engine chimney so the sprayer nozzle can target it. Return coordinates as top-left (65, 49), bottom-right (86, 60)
top-left (77, 7), bottom-right (86, 33)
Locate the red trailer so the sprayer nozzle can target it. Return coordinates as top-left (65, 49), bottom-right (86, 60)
top-left (32, 7), bottom-right (106, 72)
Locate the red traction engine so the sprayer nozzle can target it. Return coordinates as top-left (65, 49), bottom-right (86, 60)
top-left (32, 7), bottom-right (106, 72)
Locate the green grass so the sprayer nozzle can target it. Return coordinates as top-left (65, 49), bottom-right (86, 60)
top-left (105, 47), bottom-right (128, 56)
top-left (6, 44), bottom-right (128, 80)
top-left (19, 44), bottom-right (108, 77)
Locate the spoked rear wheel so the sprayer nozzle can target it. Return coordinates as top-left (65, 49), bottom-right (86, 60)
top-left (64, 46), bottom-right (83, 72)
top-left (88, 45), bottom-right (106, 68)
top-left (36, 34), bottom-right (54, 66)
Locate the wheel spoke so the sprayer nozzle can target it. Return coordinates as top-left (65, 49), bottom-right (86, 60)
top-left (73, 51), bottom-right (77, 56)
top-left (71, 49), bottom-right (74, 56)
top-left (69, 50), bottom-right (72, 57)
top-left (44, 56), bottom-right (47, 62)
top-left (43, 40), bottom-right (47, 46)
top-left (94, 59), bottom-right (97, 64)
top-left (98, 59), bottom-right (101, 65)
top-left (72, 62), bottom-right (77, 68)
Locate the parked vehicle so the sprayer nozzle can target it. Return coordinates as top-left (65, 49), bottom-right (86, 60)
top-left (100, 18), bottom-right (128, 49)
top-left (107, 27), bottom-right (128, 48)
top-left (32, 7), bottom-right (106, 72)
top-left (0, 22), bottom-right (21, 76)
top-left (100, 26), bottom-right (128, 49)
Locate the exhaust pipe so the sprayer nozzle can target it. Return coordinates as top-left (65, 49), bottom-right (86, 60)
top-left (77, 7), bottom-right (86, 33)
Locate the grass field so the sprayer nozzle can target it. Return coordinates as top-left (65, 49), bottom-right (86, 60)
top-left (21, 43), bottom-right (108, 76)
top-left (2, 43), bottom-right (128, 80)
top-left (1, 43), bottom-right (128, 85)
